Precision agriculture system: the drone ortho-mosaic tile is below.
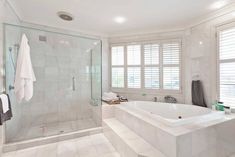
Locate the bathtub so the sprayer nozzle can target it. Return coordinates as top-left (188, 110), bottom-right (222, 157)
top-left (121, 101), bottom-right (224, 126)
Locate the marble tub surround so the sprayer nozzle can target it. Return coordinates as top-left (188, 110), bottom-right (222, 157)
top-left (2, 134), bottom-right (120, 157)
top-left (102, 102), bottom-right (116, 119)
top-left (103, 118), bottom-right (165, 157)
top-left (103, 102), bottom-right (235, 157)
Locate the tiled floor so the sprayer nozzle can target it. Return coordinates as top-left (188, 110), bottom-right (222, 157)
top-left (3, 134), bottom-right (120, 157)
top-left (7, 118), bottom-right (97, 143)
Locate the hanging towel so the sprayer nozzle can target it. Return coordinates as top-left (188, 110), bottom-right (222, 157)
top-left (14, 34), bottom-right (36, 102)
top-left (192, 80), bottom-right (207, 107)
top-left (0, 94), bottom-right (10, 113)
top-left (0, 94), bottom-right (13, 125)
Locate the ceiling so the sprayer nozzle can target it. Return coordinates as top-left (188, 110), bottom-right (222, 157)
top-left (8, 0), bottom-right (235, 36)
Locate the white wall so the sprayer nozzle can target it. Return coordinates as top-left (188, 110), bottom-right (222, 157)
top-left (185, 5), bottom-right (235, 107)
top-left (0, 0), bottom-right (21, 154)
top-left (108, 4), bottom-right (235, 107)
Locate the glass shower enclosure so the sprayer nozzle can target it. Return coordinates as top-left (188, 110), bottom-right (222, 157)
top-left (4, 24), bottom-right (102, 143)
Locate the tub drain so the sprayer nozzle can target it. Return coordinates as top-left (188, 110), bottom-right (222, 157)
top-left (178, 116), bottom-right (182, 119)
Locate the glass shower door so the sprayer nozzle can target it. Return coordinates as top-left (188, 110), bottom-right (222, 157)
top-left (4, 24), bottom-right (102, 143)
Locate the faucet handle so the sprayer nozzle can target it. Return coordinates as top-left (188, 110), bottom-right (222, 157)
top-left (154, 97), bottom-right (157, 102)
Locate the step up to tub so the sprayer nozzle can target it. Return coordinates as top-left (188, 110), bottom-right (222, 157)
top-left (103, 118), bottom-right (165, 157)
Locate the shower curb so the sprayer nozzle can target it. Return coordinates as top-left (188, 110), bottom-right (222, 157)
top-left (3, 127), bottom-right (102, 152)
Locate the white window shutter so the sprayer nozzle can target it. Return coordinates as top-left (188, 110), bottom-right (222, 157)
top-left (144, 44), bottom-right (159, 65)
top-left (163, 67), bottom-right (180, 90)
top-left (112, 67), bottom-right (124, 88)
top-left (145, 67), bottom-right (160, 89)
top-left (112, 46), bottom-right (124, 65)
top-left (163, 43), bottom-right (180, 65)
top-left (163, 42), bottom-right (180, 90)
top-left (128, 67), bottom-right (141, 88)
top-left (144, 44), bottom-right (160, 89)
top-left (219, 28), bottom-right (235, 106)
top-left (127, 45), bottom-right (141, 65)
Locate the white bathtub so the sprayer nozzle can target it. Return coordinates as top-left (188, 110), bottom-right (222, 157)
top-left (121, 101), bottom-right (224, 126)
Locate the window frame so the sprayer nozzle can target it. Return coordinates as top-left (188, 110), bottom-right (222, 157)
top-left (110, 39), bottom-right (183, 94)
top-left (216, 22), bottom-right (235, 105)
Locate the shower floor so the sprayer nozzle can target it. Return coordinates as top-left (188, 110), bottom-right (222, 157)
top-left (7, 118), bottom-right (98, 143)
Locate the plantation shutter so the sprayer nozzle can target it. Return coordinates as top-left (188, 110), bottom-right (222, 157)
top-left (144, 44), bottom-right (160, 89)
top-left (163, 42), bottom-right (180, 90)
top-left (219, 28), bottom-right (235, 106)
top-left (111, 46), bottom-right (124, 88)
top-left (127, 45), bottom-right (141, 88)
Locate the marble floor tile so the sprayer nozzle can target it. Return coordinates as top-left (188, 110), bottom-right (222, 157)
top-left (2, 134), bottom-right (120, 157)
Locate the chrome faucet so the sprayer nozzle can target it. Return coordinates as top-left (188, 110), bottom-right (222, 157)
top-left (154, 97), bottom-right (157, 102)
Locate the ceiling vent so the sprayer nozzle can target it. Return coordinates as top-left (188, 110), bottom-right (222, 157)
top-left (57, 11), bottom-right (74, 21)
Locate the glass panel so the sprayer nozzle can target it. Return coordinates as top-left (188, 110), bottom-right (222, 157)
top-left (4, 24), bottom-right (102, 143)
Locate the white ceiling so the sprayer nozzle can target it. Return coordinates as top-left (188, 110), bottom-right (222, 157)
top-left (8, 0), bottom-right (235, 36)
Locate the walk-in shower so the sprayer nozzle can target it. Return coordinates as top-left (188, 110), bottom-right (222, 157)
top-left (3, 24), bottom-right (102, 143)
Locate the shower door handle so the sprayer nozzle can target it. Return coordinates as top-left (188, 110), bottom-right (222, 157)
top-left (72, 77), bottom-right (76, 91)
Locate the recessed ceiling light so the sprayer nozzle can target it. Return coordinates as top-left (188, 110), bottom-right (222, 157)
top-left (114, 16), bottom-right (126, 24)
top-left (57, 11), bottom-right (74, 21)
top-left (210, 0), bottom-right (227, 10)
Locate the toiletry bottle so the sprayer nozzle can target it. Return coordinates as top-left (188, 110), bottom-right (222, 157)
top-left (212, 103), bottom-right (216, 110)
top-left (224, 105), bottom-right (231, 114)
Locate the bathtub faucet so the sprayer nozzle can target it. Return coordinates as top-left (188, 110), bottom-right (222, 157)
top-left (154, 97), bottom-right (157, 102)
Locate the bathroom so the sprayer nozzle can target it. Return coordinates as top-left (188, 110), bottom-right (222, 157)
top-left (0, 0), bottom-right (235, 157)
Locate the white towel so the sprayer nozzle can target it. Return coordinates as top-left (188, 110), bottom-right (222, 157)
top-left (14, 34), bottom-right (36, 102)
top-left (102, 92), bottom-right (118, 101)
top-left (0, 94), bottom-right (9, 113)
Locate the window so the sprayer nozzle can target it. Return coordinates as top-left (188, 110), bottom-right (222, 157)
top-left (111, 40), bottom-right (181, 92)
top-left (218, 27), bottom-right (235, 106)
top-left (111, 46), bottom-right (124, 88)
